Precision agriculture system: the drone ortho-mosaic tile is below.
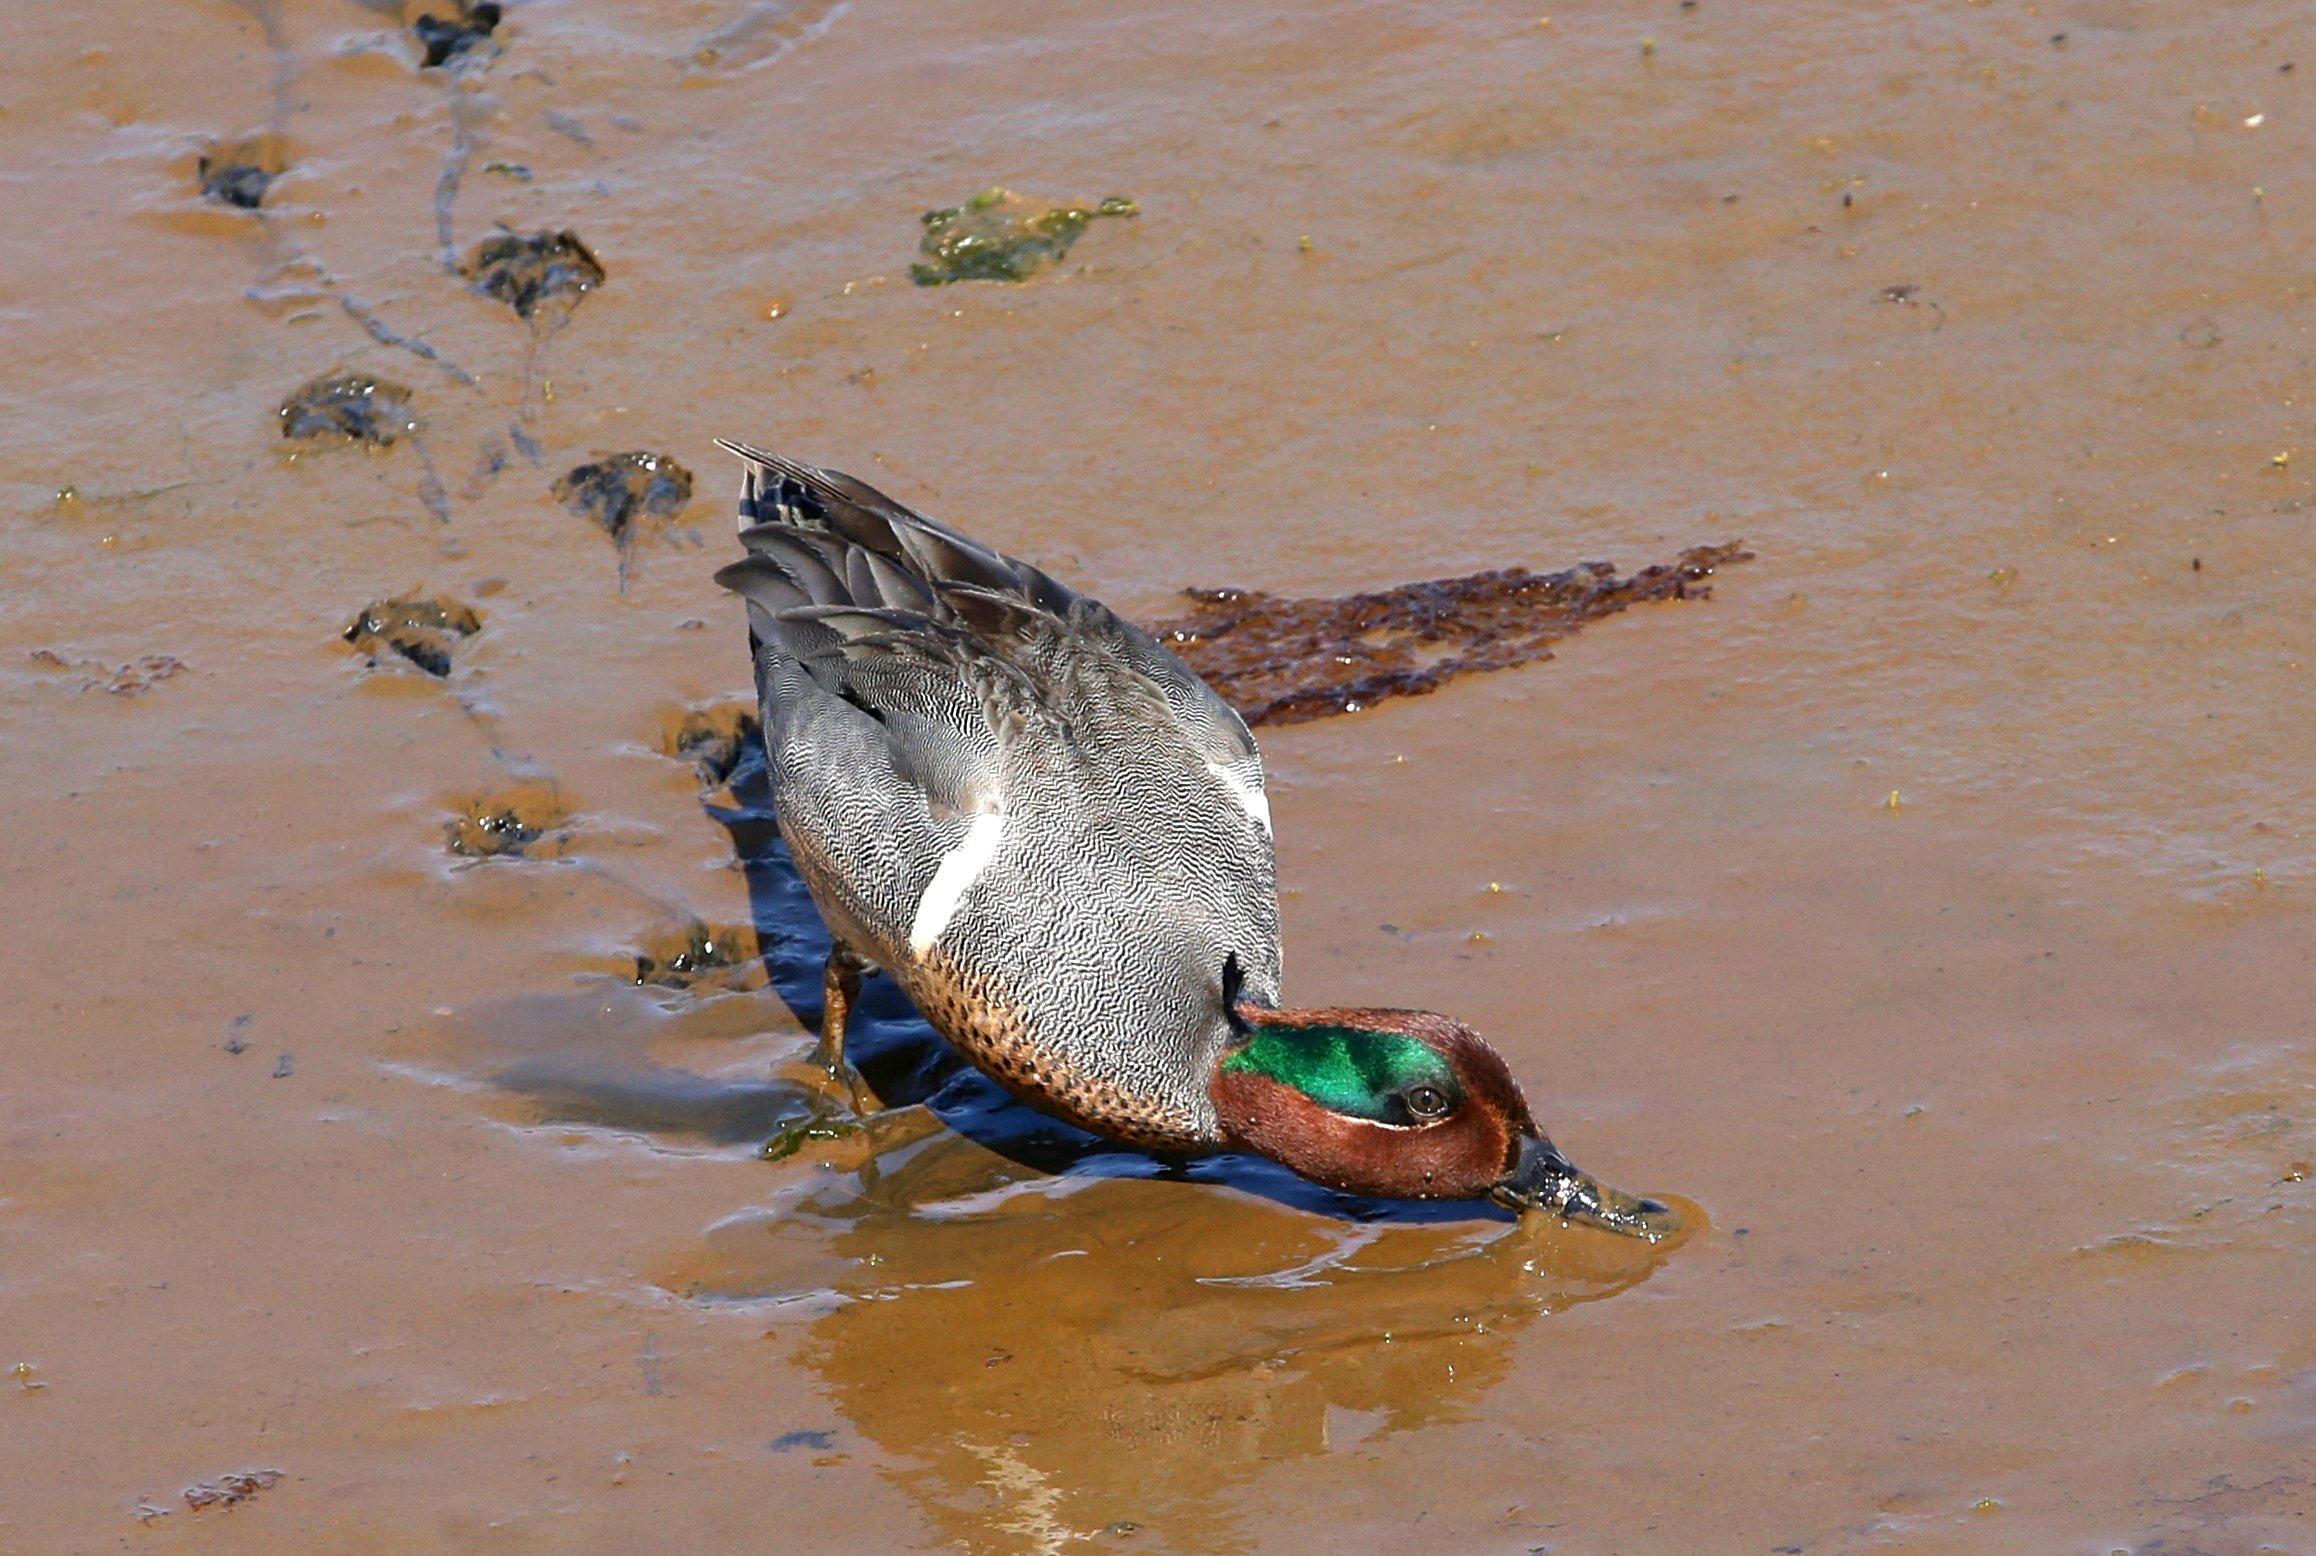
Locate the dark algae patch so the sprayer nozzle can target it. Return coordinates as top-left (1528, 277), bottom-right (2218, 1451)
top-left (1158, 543), bottom-right (1751, 725)
top-left (279, 374), bottom-right (414, 445)
top-left (414, 2), bottom-right (502, 69)
top-left (344, 596), bottom-right (481, 678)
top-left (461, 229), bottom-right (605, 320)
top-left (554, 452), bottom-right (694, 541)
top-left (446, 782), bottom-right (572, 859)
top-left (910, 188), bottom-right (1139, 285)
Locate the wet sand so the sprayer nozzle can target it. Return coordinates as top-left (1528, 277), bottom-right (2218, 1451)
top-left (2, 0), bottom-right (2312, 1551)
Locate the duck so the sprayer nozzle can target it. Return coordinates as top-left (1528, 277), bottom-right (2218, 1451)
top-left (712, 442), bottom-right (1667, 1236)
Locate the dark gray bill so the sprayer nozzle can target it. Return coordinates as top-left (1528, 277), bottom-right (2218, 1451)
top-left (1490, 1133), bottom-right (1674, 1241)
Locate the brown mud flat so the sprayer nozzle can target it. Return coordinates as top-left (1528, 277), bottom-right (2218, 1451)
top-left (2, 1), bottom-right (2312, 1553)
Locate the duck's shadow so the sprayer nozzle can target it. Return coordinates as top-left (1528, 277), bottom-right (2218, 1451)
top-left (495, 741), bottom-right (1498, 1226)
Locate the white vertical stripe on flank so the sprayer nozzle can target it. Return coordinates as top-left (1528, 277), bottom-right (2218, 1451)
top-left (908, 809), bottom-right (1006, 956)
top-left (1206, 760), bottom-right (1272, 834)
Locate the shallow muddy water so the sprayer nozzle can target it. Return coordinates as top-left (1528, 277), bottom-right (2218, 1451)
top-left (3, 1), bottom-right (2313, 1552)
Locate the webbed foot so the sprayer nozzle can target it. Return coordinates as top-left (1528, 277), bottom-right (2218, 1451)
top-left (762, 1101), bottom-right (945, 1167)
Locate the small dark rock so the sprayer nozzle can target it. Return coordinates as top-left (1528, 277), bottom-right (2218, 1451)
top-left (281, 374), bottom-right (415, 446)
top-left (198, 155), bottom-right (274, 210)
top-left (554, 452), bottom-right (694, 541)
top-left (414, 1), bottom-right (502, 69)
top-left (460, 229), bottom-right (605, 320)
top-left (344, 596), bottom-right (481, 678)
top-left (271, 1054), bottom-right (295, 1079)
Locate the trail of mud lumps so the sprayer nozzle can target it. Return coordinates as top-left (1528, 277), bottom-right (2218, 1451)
top-left (1159, 543), bottom-right (1751, 725)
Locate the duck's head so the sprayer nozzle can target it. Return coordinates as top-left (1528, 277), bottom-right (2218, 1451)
top-left (1208, 976), bottom-right (1669, 1237)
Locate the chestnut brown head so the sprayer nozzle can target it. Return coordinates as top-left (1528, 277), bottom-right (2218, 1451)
top-left (1207, 996), bottom-right (1669, 1237)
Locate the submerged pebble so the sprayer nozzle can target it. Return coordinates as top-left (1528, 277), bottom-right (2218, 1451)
top-left (445, 782), bottom-right (571, 859)
top-left (414, 2), bottom-right (502, 69)
top-left (344, 596), bottom-right (481, 678)
top-left (633, 920), bottom-right (760, 989)
top-left (910, 188), bottom-right (1139, 285)
top-left (460, 229), bottom-right (605, 320)
top-left (1159, 543), bottom-right (1751, 725)
top-left (554, 452), bottom-right (694, 542)
top-left (280, 374), bottom-right (415, 446)
top-left (657, 700), bottom-right (761, 787)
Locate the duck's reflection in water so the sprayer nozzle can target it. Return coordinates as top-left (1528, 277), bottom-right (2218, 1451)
top-left (667, 1130), bottom-right (1689, 1552)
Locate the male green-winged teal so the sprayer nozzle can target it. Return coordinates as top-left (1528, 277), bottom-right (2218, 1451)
top-left (713, 442), bottom-right (1666, 1235)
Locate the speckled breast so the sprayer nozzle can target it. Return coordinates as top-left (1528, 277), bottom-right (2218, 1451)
top-left (901, 948), bottom-right (1210, 1153)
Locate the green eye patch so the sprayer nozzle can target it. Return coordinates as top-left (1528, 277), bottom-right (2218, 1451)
top-left (1220, 1024), bottom-right (1459, 1124)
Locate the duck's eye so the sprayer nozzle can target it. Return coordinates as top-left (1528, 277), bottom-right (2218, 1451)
top-left (1404, 1084), bottom-right (1451, 1120)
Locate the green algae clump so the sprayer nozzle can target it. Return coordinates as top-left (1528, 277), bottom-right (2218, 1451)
top-left (910, 189), bottom-right (1138, 285)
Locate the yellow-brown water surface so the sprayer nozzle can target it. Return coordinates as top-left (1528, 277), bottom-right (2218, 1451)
top-left (2, 1), bottom-right (2312, 1551)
